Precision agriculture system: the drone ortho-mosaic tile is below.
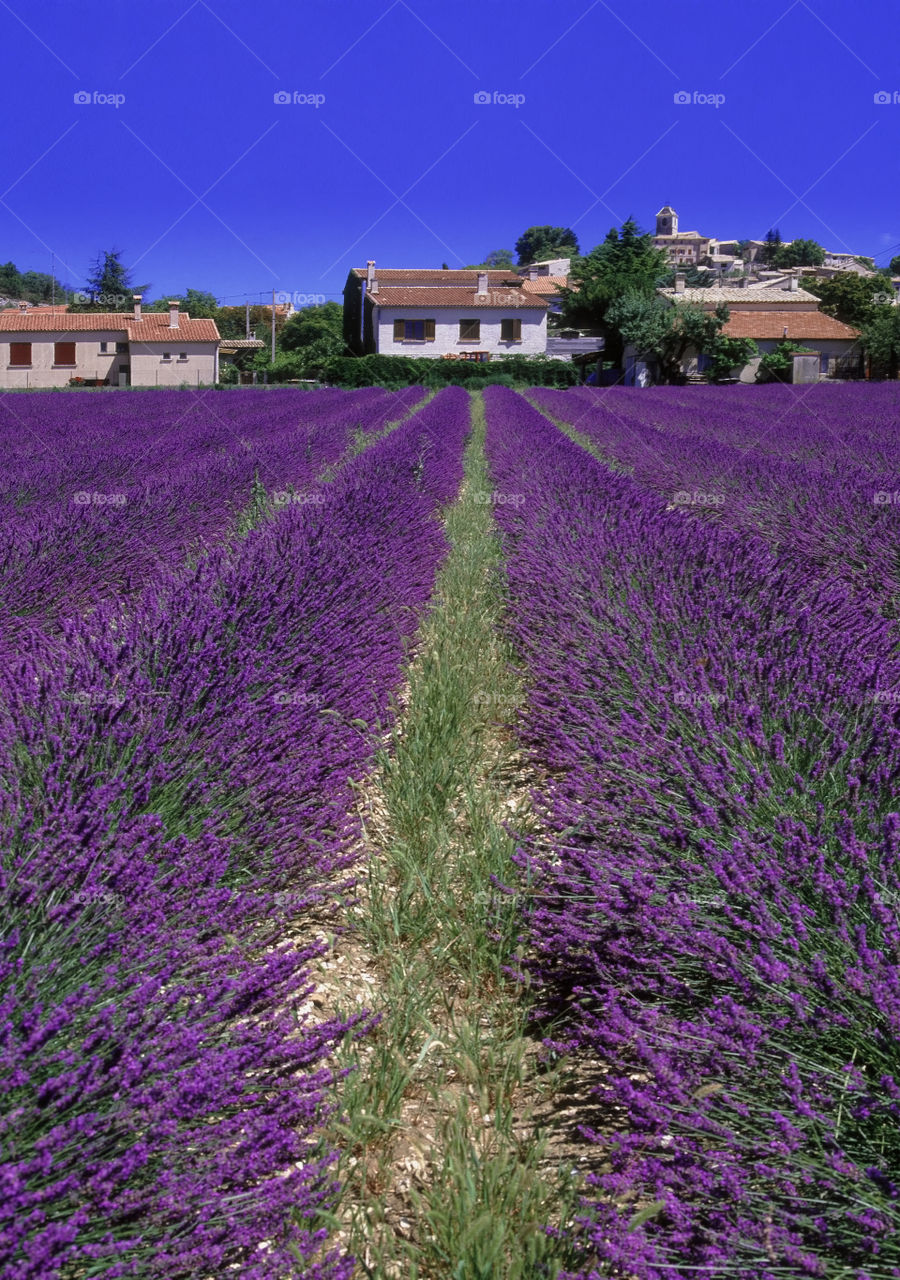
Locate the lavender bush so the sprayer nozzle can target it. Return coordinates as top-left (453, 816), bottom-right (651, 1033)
top-left (0, 386), bottom-right (425, 647)
top-left (484, 386), bottom-right (900, 1279)
top-left (0, 387), bottom-right (468, 1278)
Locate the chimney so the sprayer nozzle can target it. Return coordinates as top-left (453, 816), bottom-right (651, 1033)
top-left (528, 266), bottom-right (538, 281)
top-left (783, 325), bottom-right (788, 339)
top-left (168, 300), bottom-right (179, 329)
top-left (133, 294), bottom-right (142, 321)
top-left (477, 271), bottom-right (488, 295)
top-left (674, 272), bottom-right (685, 295)
top-left (366, 260), bottom-right (376, 289)
top-left (739, 275), bottom-right (749, 289)
top-left (788, 273), bottom-right (799, 292)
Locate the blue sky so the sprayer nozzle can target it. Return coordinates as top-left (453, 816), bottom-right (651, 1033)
top-left (2, 0), bottom-right (898, 306)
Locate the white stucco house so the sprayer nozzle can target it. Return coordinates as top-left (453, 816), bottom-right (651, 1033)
top-left (0, 297), bottom-right (220, 388)
top-left (343, 265), bottom-right (548, 360)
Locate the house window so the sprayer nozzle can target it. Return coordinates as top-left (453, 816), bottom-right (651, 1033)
top-left (100, 341), bottom-right (109, 354)
top-left (459, 319), bottom-right (480, 342)
top-left (820, 353), bottom-right (829, 374)
top-left (116, 342), bottom-right (128, 354)
top-left (393, 319), bottom-right (435, 342)
top-left (9, 342), bottom-right (31, 366)
top-left (177, 352), bottom-right (188, 361)
top-left (53, 342), bottom-right (77, 366)
top-left (162, 352), bottom-right (172, 362)
top-left (500, 318), bottom-right (522, 343)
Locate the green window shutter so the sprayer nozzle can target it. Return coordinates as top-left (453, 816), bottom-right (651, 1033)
top-left (393, 319), bottom-right (405, 341)
top-left (513, 318), bottom-right (521, 342)
top-left (425, 318), bottom-right (435, 340)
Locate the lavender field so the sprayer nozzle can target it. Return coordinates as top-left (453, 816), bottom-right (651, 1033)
top-left (486, 384), bottom-right (900, 1279)
top-left (2, 383), bottom-right (900, 1278)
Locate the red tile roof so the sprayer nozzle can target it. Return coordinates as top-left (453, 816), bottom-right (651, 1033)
top-left (371, 287), bottom-right (547, 309)
top-left (352, 268), bottom-right (523, 286)
top-left (723, 310), bottom-right (859, 341)
top-left (0, 311), bottom-right (219, 340)
top-left (521, 275), bottom-right (568, 295)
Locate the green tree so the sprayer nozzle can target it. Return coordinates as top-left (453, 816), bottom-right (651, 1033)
top-left (889, 254), bottom-right (900, 276)
top-left (75, 250), bottom-right (148, 310)
top-left (775, 238), bottom-right (824, 268)
top-left (662, 262), bottom-right (715, 288)
top-left (760, 228), bottom-right (782, 266)
top-left (861, 306), bottom-right (900, 379)
top-left (707, 333), bottom-right (757, 382)
top-left (606, 293), bottom-right (729, 385)
top-left (280, 300), bottom-right (343, 353)
top-left (465, 248), bottom-right (516, 269)
top-left (756, 339), bottom-right (809, 383)
top-left (559, 219), bottom-right (669, 364)
top-left (801, 273), bottom-right (891, 328)
top-left (514, 225), bottom-right (580, 266)
top-left (146, 289), bottom-right (220, 318)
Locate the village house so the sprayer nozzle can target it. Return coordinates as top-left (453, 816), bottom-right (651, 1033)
top-left (651, 274), bottom-right (861, 382)
top-left (343, 264), bottom-right (549, 361)
top-left (0, 297), bottom-right (220, 388)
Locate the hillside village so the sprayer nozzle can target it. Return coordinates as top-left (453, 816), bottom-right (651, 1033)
top-left (1, 207), bottom-right (899, 388)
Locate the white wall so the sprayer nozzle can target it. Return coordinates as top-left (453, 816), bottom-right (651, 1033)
top-left (129, 342), bottom-right (219, 386)
top-left (376, 307), bottom-right (546, 358)
top-left (0, 332), bottom-right (124, 388)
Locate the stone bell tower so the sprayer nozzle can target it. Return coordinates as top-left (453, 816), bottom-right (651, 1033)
top-left (656, 205), bottom-right (678, 236)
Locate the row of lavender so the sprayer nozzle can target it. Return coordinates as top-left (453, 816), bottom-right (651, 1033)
top-left (0, 386), bottom-right (425, 645)
top-left (0, 387), bottom-right (469, 1278)
top-left (484, 386), bottom-right (900, 1278)
top-left (564, 383), bottom-right (900, 470)
top-left (532, 384), bottom-right (900, 609)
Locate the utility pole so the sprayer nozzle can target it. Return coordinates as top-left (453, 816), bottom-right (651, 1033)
top-left (271, 289), bottom-right (276, 363)
top-left (245, 300), bottom-right (250, 340)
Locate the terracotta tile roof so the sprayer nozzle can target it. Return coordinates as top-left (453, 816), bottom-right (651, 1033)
top-left (371, 287), bottom-right (547, 309)
top-left (352, 268), bottom-right (523, 287)
top-left (521, 275), bottom-right (568, 295)
top-left (723, 310), bottom-right (860, 340)
top-left (0, 311), bottom-right (219, 340)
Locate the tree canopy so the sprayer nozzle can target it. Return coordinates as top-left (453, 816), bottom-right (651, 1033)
top-left (606, 293), bottom-right (731, 384)
top-left (76, 249), bottom-right (149, 310)
top-left (861, 306), bottom-right (900, 379)
top-left (514, 225), bottom-right (580, 266)
top-left (558, 219), bottom-right (669, 361)
top-left (465, 248), bottom-right (516, 269)
top-left (776, 238), bottom-right (825, 268)
top-left (801, 273), bottom-right (893, 328)
top-left (0, 260), bottom-right (71, 305)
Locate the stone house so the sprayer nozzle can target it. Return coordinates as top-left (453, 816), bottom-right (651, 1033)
top-left (0, 298), bottom-right (220, 387)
